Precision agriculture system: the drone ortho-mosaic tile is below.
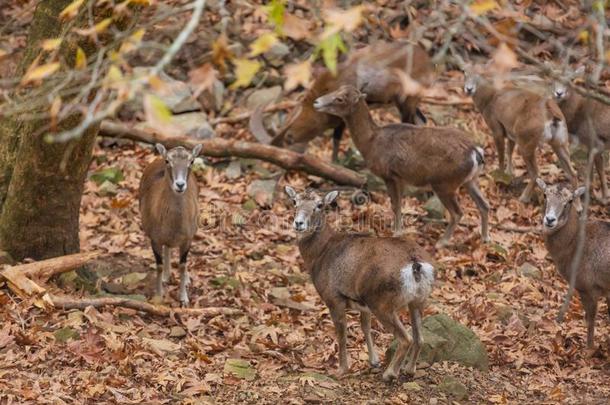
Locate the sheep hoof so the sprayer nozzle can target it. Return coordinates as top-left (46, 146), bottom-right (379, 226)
top-left (382, 369), bottom-right (398, 382)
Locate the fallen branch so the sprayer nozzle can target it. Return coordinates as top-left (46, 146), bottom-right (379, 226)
top-left (13, 251), bottom-right (100, 281)
top-left (45, 294), bottom-right (241, 317)
top-left (100, 121), bottom-right (367, 187)
top-left (210, 100), bottom-right (298, 125)
top-left (0, 251), bottom-right (102, 297)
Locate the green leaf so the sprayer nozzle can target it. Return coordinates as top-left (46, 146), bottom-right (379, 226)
top-left (265, 0), bottom-right (285, 30)
top-left (90, 167), bottom-right (124, 185)
top-left (224, 358), bottom-right (256, 380)
top-left (54, 327), bottom-right (80, 343)
top-left (315, 33), bottom-right (347, 75)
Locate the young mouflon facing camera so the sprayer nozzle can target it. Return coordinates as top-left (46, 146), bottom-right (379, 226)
top-left (285, 186), bottom-right (434, 381)
top-left (139, 143), bottom-right (202, 306)
top-left (536, 178), bottom-right (610, 348)
top-left (313, 84), bottom-right (490, 247)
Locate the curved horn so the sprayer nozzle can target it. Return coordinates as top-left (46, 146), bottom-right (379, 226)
top-left (271, 104), bottom-right (302, 146)
top-left (249, 103), bottom-right (275, 144)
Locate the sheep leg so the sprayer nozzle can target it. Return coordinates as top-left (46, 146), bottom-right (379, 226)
top-left (377, 311), bottom-right (411, 381)
top-left (360, 311), bottom-right (379, 367)
top-left (580, 291), bottom-right (598, 349)
top-left (178, 248), bottom-right (190, 307)
top-left (465, 180), bottom-right (490, 243)
top-left (433, 188), bottom-right (462, 247)
top-left (519, 145), bottom-right (538, 203)
top-left (386, 179), bottom-right (404, 235)
top-left (329, 304), bottom-right (349, 376)
top-left (403, 303), bottom-right (424, 376)
top-left (487, 119), bottom-right (507, 172)
top-left (594, 151), bottom-right (608, 203)
top-left (152, 244), bottom-right (164, 297)
top-left (162, 245), bottom-right (171, 283)
top-left (331, 123), bottom-right (345, 163)
top-left (506, 139), bottom-right (516, 176)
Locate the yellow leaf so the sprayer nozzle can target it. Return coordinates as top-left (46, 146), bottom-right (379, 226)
top-left (59, 0), bottom-right (84, 20)
top-left (469, 0), bottom-right (498, 16)
top-left (248, 33), bottom-right (279, 57)
top-left (144, 94), bottom-right (172, 125)
top-left (75, 47), bottom-right (87, 69)
top-left (94, 18), bottom-right (112, 34)
top-left (41, 38), bottom-right (62, 51)
top-left (578, 30), bottom-right (589, 43)
top-left (283, 61), bottom-right (311, 91)
top-left (75, 18), bottom-right (113, 36)
top-left (230, 59), bottom-right (261, 89)
top-left (0, 49), bottom-right (7, 59)
top-left (104, 65), bottom-right (123, 88)
top-left (22, 62), bottom-right (60, 84)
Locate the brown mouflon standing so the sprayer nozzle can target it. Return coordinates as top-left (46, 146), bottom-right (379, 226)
top-left (250, 41), bottom-right (433, 162)
top-left (139, 143), bottom-right (202, 306)
top-left (463, 66), bottom-right (577, 203)
top-left (285, 186), bottom-right (434, 381)
top-left (313, 84), bottom-right (490, 247)
top-left (536, 178), bottom-right (610, 348)
top-left (550, 66), bottom-right (610, 203)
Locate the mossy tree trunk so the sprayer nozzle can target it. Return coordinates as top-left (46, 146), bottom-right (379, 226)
top-left (0, 0), bottom-right (98, 261)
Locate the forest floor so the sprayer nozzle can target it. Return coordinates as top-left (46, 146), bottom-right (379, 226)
top-left (2, 0), bottom-right (610, 404)
top-left (1, 89), bottom-right (610, 404)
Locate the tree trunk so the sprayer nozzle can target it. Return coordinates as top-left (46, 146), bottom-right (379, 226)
top-left (0, 0), bottom-right (98, 261)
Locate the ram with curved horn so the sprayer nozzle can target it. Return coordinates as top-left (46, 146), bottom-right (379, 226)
top-left (249, 41), bottom-right (434, 162)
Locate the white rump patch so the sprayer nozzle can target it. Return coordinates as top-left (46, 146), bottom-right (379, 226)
top-left (400, 261), bottom-right (434, 304)
top-left (464, 148), bottom-right (484, 183)
top-left (543, 120), bottom-right (568, 144)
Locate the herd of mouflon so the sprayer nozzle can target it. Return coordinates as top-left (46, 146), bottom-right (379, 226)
top-left (138, 41), bottom-right (610, 381)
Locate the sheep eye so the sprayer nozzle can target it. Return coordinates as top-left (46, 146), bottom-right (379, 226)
top-left (316, 202), bottom-right (324, 209)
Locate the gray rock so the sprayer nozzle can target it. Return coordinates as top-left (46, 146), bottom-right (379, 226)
top-left (98, 180), bottom-right (118, 196)
top-left (438, 376), bottom-right (468, 401)
top-left (226, 160), bottom-right (242, 179)
top-left (267, 42), bottom-right (290, 60)
top-left (132, 67), bottom-right (200, 113)
top-left (246, 86), bottom-right (282, 110)
top-left (247, 179), bottom-right (277, 207)
top-left (171, 112), bottom-right (215, 139)
top-left (519, 262), bottom-right (541, 280)
top-left (386, 313), bottom-right (488, 371)
top-left (424, 195), bottom-right (445, 219)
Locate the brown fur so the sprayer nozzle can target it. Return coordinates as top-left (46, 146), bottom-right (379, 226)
top-left (260, 42), bottom-right (433, 161)
top-left (538, 180), bottom-right (610, 347)
top-left (139, 158), bottom-right (199, 252)
top-left (139, 145), bottom-right (200, 306)
top-left (468, 76), bottom-right (577, 203)
top-left (314, 85), bottom-right (490, 247)
top-left (555, 88), bottom-right (610, 202)
top-left (286, 187), bottom-right (434, 381)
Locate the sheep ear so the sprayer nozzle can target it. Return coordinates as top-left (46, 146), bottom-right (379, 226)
top-left (155, 143), bottom-right (167, 157)
top-left (573, 186), bottom-right (586, 199)
top-left (285, 186), bottom-right (297, 201)
top-left (324, 190), bottom-right (339, 206)
top-left (535, 178), bottom-right (547, 191)
top-left (192, 144), bottom-right (203, 157)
